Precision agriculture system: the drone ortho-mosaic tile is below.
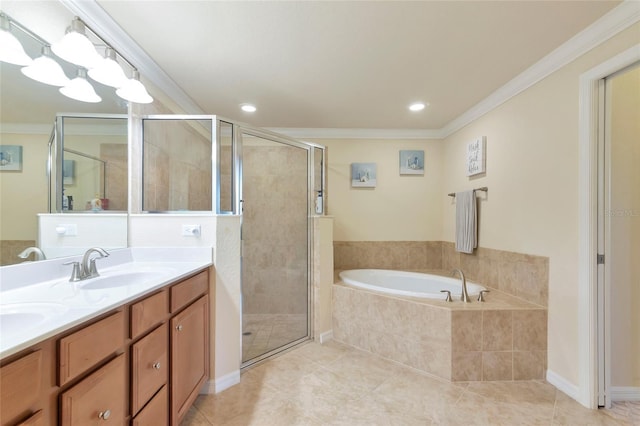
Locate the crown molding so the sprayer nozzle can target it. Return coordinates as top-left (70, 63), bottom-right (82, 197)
top-left (439, 0), bottom-right (640, 138)
top-left (64, 0), bottom-right (639, 141)
top-left (265, 127), bottom-right (444, 140)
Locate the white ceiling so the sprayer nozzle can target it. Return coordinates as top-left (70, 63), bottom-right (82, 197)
top-left (0, 1), bottom-right (625, 131)
top-left (94, 0), bottom-right (621, 131)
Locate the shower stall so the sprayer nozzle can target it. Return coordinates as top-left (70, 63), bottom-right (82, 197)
top-left (139, 115), bottom-right (325, 368)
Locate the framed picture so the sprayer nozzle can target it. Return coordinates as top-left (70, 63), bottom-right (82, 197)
top-left (63, 159), bottom-right (75, 185)
top-left (399, 150), bottom-right (424, 175)
top-left (0, 145), bottom-right (23, 171)
top-left (466, 136), bottom-right (486, 176)
top-left (351, 163), bottom-right (377, 188)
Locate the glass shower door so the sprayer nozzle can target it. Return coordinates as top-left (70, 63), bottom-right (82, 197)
top-left (240, 132), bottom-right (310, 365)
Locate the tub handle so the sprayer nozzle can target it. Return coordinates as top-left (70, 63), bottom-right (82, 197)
top-left (478, 290), bottom-right (490, 302)
top-left (440, 290), bottom-right (452, 302)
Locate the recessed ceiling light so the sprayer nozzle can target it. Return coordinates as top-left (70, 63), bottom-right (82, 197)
top-left (409, 102), bottom-right (427, 112)
top-left (240, 104), bottom-right (256, 113)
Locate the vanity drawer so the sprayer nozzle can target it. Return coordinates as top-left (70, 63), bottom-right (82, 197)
top-left (0, 350), bottom-right (42, 426)
top-left (132, 385), bottom-right (168, 426)
top-left (60, 354), bottom-right (126, 426)
top-left (171, 270), bottom-right (208, 313)
top-left (58, 310), bottom-right (125, 385)
top-left (131, 290), bottom-right (168, 339)
top-left (131, 323), bottom-right (168, 415)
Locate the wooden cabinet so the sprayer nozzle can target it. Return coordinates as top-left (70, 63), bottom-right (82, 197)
top-left (60, 355), bottom-right (126, 426)
top-left (131, 323), bottom-right (168, 415)
top-left (132, 385), bottom-right (168, 426)
top-left (58, 311), bottom-right (125, 386)
top-left (0, 268), bottom-right (210, 426)
top-left (0, 350), bottom-right (42, 426)
top-left (171, 295), bottom-right (209, 425)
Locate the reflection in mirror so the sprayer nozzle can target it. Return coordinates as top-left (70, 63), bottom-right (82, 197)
top-left (0, 3), bottom-right (128, 265)
top-left (219, 121), bottom-right (233, 213)
top-left (55, 116), bottom-right (128, 213)
top-left (142, 119), bottom-right (212, 212)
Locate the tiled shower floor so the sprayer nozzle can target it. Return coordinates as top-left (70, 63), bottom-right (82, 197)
top-left (242, 314), bottom-right (308, 362)
top-left (182, 341), bottom-right (637, 425)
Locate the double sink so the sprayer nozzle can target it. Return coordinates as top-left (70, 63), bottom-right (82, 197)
top-left (0, 247), bottom-right (212, 359)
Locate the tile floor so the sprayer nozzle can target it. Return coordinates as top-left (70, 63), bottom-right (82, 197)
top-left (242, 314), bottom-right (308, 362)
top-left (183, 341), bottom-right (639, 426)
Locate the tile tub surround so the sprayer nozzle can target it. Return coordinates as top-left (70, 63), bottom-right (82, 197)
top-left (332, 280), bottom-right (547, 382)
top-left (334, 241), bottom-right (549, 306)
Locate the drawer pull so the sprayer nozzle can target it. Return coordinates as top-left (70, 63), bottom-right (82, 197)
top-left (176, 324), bottom-right (183, 331)
top-left (152, 362), bottom-right (161, 370)
top-left (98, 409), bottom-right (111, 420)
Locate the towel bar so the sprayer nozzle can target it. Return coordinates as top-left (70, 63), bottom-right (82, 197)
top-left (447, 187), bottom-right (488, 197)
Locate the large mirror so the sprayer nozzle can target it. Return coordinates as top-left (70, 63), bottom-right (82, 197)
top-left (0, 2), bottom-right (128, 265)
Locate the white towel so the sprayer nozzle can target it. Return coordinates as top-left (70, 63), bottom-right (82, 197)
top-left (455, 190), bottom-right (477, 254)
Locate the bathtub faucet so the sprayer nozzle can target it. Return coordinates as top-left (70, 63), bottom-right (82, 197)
top-left (451, 269), bottom-right (470, 303)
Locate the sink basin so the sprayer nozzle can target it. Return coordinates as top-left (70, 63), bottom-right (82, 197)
top-left (79, 271), bottom-right (167, 290)
top-left (0, 303), bottom-right (69, 337)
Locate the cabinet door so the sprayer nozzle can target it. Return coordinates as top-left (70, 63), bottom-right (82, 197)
top-left (131, 323), bottom-right (168, 415)
top-left (132, 385), bottom-right (168, 426)
top-left (170, 295), bottom-right (209, 425)
top-left (60, 355), bottom-right (126, 426)
top-left (0, 350), bottom-right (42, 426)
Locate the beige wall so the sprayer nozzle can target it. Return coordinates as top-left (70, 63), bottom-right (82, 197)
top-left (609, 65), bottom-right (640, 388)
top-left (0, 132), bottom-right (49, 242)
top-left (311, 138), bottom-right (443, 241)
top-left (315, 23), bottom-right (639, 388)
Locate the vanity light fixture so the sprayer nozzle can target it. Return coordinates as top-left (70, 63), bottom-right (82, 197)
top-left (60, 68), bottom-right (101, 103)
top-left (240, 104), bottom-right (257, 112)
top-left (409, 102), bottom-right (427, 112)
top-left (51, 17), bottom-right (102, 69)
top-left (21, 45), bottom-right (70, 87)
top-left (88, 47), bottom-right (127, 88)
top-left (0, 14), bottom-right (33, 66)
top-left (116, 70), bottom-right (153, 104)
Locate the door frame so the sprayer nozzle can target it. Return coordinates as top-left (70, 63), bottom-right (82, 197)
top-left (577, 44), bottom-right (640, 409)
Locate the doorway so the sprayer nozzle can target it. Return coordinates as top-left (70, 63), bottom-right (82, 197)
top-left (239, 130), bottom-right (311, 366)
top-left (597, 62), bottom-right (640, 407)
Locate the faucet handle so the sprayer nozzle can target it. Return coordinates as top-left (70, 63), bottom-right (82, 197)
top-left (477, 290), bottom-right (490, 302)
top-left (63, 261), bottom-right (82, 282)
top-left (440, 290), bottom-right (452, 302)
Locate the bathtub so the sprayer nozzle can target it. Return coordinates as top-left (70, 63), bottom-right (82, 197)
top-left (339, 269), bottom-right (486, 300)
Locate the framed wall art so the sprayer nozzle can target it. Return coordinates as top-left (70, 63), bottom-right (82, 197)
top-left (399, 150), bottom-right (424, 175)
top-left (466, 136), bottom-right (486, 176)
top-left (0, 145), bottom-right (23, 171)
top-left (351, 163), bottom-right (377, 188)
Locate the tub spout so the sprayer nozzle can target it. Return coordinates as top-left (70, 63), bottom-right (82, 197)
top-left (18, 247), bottom-right (46, 261)
top-left (451, 268), bottom-right (470, 303)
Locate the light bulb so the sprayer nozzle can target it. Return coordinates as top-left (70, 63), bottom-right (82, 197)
top-left (0, 14), bottom-right (32, 66)
top-left (21, 46), bottom-right (70, 86)
top-left (116, 70), bottom-right (153, 104)
top-left (60, 68), bottom-right (101, 103)
top-left (52, 18), bottom-right (102, 69)
top-left (88, 47), bottom-right (127, 88)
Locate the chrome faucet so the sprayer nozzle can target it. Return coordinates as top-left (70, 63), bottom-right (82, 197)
top-left (81, 247), bottom-right (109, 280)
top-left (451, 268), bottom-right (470, 303)
top-left (18, 247), bottom-right (46, 261)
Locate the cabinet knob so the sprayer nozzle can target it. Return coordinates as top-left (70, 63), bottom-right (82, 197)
top-left (153, 362), bottom-right (161, 370)
top-left (176, 324), bottom-right (183, 331)
top-left (98, 409), bottom-right (111, 420)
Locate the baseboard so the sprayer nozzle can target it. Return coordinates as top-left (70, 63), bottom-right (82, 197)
top-left (199, 379), bottom-right (216, 395)
top-left (319, 330), bottom-right (333, 344)
top-left (212, 370), bottom-right (241, 394)
top-left (547, 369), bottom-right (580, 401)
top-left (611, 386), bottom-right (640, 401)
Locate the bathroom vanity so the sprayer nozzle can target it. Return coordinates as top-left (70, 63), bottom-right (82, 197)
top-left (0, 249), bottom-right (213, 426)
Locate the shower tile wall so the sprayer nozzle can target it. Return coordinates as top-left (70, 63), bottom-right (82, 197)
top-left (242, 145), bottom-right (308, 315)
top-left (143, 121), bottom-right (212, 211)
top-left (100, 144), bottom-right (127, 211)
top-left (333, 241), bottom-right (549, 306)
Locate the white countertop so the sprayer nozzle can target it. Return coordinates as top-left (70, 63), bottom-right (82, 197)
top-left (0, 247), bottom-right (213, 359)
